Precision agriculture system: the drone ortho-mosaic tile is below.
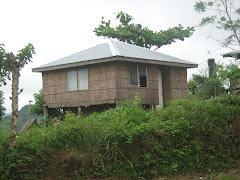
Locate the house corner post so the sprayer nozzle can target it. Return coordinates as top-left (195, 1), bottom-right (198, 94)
top-left (43, 106), bottom-right (48, 127)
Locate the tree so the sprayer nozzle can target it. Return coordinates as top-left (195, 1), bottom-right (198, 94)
top-left (189, 74), bottom-right (225, 99)
top-left (218, 61), bottom-right (240, 94)
top-left (188, 62), bottom-right (226, 98)
top-left (30, 89), bottom-right (62, 125)
top-left (0, 43), bottom-right (35, 149)
top-left (194, 0), bottom-right (240, 49)
top-left (30, 89), bottom-right (44, 116)
top-left (94, 11), bottom-right (195, 50)
top-left (0, 90), bottom-right (5, 121)
top-left (188, 60), bottom-right (240, 98)
top-left (0, 44), bottom-right (10, 86)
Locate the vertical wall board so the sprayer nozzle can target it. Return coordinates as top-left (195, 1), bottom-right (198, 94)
top-left (48, 87), bottom-right (55, 95)
top-left (89, 73), bottom-right (97, 81)
top-left (99, 80), bottom-right (108, 89)
top-left (43, 95), bottom-right (49, 105)
top-left (43, 87), bottom-right (49, 95)
top-left (58, 93), bottom-right (69, 103)
top-left (88, 81), bottom-right (94, 90)
top-left (107, 71), bottom-right (116, 80)
top-left (54, 85), bottom-right (65, 94)
top-left (116, 79), bottom-right (128, 88)
top-left (107, 79), bottom-right (116, 89)
top-left (162, 67), bottom-right (171, 103)
top-left (49, 95), bottom-right (56, 104)
top-left (94, 90), bottom-right (102, 99)
top-left (148, 73), bottom-right (158, 81)
top-left (181, 82), bottom-right (188, 89)
top-left (109, 89), bottom-right (117, 100)
top-left (101, 89), bottom-right (109, 100)
top-left (79, 91), bottom-right (89, 102)
top-left (115, 69), bottom-right (129, 79)
top-left (42, 79), bottom-right (48, 87)
top-left (171, 82), bottom-right (178, 89)
top-left (102, 72), bottom-right (108, 80)
top-left (169, 67), bottom-right (188, 99)
top-left (88, 91), bottom-right (95, 103)
top-left (92, 81), bottom-right (100, 90)
top-left (148, 80), bottom-right (158, 89)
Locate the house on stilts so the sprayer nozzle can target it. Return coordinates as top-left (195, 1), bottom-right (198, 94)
top-left (32, 40), bottom-right (198, 116)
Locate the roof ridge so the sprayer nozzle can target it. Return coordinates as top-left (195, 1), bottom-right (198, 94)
top-left (108, 40), bottom-right (120, 56)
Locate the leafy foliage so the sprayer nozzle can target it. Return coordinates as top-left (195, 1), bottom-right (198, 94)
top-left (94, 11), bottom-right (195, 50)
top-left (30, 89), bottom-right (62, 119)
top-left (189, 74), bottom-right (224, 98)
top-left (0, 90), bottom-right (5, 121)
top-left (0, 44), bottom-right (10, 86)
top-left (30, 89), bottom-right (44, 116)
top-left (15, 43), bottom-right (35, 69)
top-left (218, 61), bottom-right (240, 93)
top-left (0, 95), bottom-right (240, 179)
top-left (189, 61), bottom-right (240, 97)
top-left (188, 67), bottom-right (225, 99)
top-left (194, 0), bottom-right (240, 48)
top-left (0, 43), bottom-right (35, 86)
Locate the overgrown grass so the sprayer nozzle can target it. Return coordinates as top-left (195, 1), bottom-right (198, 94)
top-left (0, 95), bottom-right (240, 179)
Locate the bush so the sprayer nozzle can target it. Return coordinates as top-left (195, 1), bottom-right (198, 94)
top-left (0, 95), bottom-right (240, 179)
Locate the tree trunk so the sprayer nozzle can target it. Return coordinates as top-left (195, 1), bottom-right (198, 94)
top-left (43, 106), bottom-right (48, 126)
top-left (9, 65), bottom-right (20, 149)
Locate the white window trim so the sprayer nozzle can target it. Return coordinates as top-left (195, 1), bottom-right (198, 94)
top-left (67, 68), bottom-right (88, 91)
top-left (129, 65), bottom-right (148, 88)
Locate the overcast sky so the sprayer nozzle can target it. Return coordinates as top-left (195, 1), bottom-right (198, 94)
top-left (0, 0), bottom-right (235, 113)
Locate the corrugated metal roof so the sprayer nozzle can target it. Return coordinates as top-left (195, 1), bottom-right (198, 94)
top-left (222, 50), bottom-right (240, 59)
top-left (115, 40), bottom-right (194, 64)
top-left (36, 43), bottom-right (113, 68)
top-left (33, 40), bottom-right (198, 72)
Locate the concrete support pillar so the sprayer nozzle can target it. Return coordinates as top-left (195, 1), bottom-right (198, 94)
top-left (152, 105), bottom-right (156, 110)
top-left (78, 106), bottom-right (82, 116)
top-left (43, 106), bottom-right (48, 127)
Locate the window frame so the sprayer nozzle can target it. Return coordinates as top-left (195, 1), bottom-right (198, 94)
top-left (67, 68), bottom-right (88, 91)
top-left (129, 65), bottom-right (148, 88)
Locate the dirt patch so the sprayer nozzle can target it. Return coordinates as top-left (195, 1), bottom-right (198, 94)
top-left (40, 150), bottom-right (90, 180)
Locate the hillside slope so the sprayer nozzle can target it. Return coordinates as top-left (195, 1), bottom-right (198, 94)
top-left (1, 105), bottom-right (42, 131)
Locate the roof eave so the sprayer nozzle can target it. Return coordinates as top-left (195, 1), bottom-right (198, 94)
top-left (32, 56), bottom-right (198, 72)
top-left (221, 50), bottom-right (240, 59)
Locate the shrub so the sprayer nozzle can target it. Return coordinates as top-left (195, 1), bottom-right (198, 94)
top-left (0, 95), bottom-right (239, 179)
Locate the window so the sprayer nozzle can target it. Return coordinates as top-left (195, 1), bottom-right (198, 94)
top-left (67, 70), bottom-right (77, 91)
top-left (67, 68), bottom-right (88, 91)
top-left (130, 65), bottom-right (147, 87)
